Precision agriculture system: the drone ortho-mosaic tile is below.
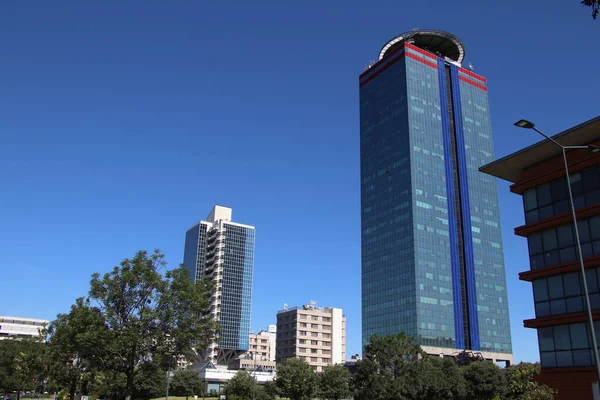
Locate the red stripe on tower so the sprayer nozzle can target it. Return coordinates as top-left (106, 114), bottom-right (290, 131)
top-left (405, 52), bottom-right (438, 69)
top-left (458, 75), bottom-right (487, 91)
top-left (459, 68), bottom-right (487, 83)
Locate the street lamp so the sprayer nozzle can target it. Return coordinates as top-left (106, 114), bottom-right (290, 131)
top-left (514, 119), bottom-right (600, 393)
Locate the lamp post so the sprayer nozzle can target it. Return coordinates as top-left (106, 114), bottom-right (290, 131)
top-left (514, 119), bottom-right (600, 393)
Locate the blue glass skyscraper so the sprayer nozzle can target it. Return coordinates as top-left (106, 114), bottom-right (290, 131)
top-left (184, 205), bottom-right (255, 365)
top-left (360, 30), bottom-right (512, 362)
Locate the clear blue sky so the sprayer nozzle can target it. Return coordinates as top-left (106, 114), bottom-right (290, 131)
top-left (1, 0), bottom-right (598, 363)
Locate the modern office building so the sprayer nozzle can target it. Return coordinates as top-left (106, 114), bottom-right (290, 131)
top-left (276, 302), bottom-right (346, 372)
top-left (359, 29), bottom-right (512, 363)
top-left (183, 205), bottom-right (255, 365)
top-left (249, 325), bottom-right (277, 362)
top-left (0, 316), bottom-right (48, 340)
top-left (481, 117), bottom-right (600, 399)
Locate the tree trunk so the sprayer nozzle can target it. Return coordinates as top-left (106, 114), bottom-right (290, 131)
top-left (125, 371), bottom-right (134, 400)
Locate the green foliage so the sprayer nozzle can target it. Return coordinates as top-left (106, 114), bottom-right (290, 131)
top-left (352, 332), bottom-right (426, 400)
top-left (504, 362), bottom-right (555, 400)
top-left (84, 249), bottom-right (217, 399)
top-left (0, 338), bottom-right (47, 396)
top-left (223, 371), bottom-right (256, 400)
top-left (318, 364), bottom-right (351, 400)
top-left (404, 356), bottom-right (467, 400)
top-left (582, 0), bottom-right (600, 19)
top-left (275, 358), bottom-right (317, 400)
top-left (462, 360), bottom-right (507, 400)
top-left (133, 363), bottom-right (167, 400)
top-left (169, 370), bottom-right (203, 398)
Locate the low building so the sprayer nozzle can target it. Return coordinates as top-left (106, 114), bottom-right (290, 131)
top-left (481, 116), bottom-right (600, 399)
top-left (0, 316), bottom-right (48, 340)
top-left (249, 325), bottom-right (276, 361)
top-left (196, 361), bottom-right (275, 395)
top-left (276, 302), bottom-right (346, 372)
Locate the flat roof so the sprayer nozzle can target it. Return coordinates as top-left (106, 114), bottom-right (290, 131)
top-left (479, 116), bottom-right (600, 183)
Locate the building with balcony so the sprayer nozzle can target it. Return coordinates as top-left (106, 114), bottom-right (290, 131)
top-left (276, 302), bottom-right (346, 372)
top-left (481, 116), bottom-right (600, 399)
top-left (249, 325), bottom-right (276, 362)
top-left (183, 205), bottom-right (255, 365)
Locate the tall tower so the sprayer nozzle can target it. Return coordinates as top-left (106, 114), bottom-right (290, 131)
top-left (184, 205), bottom-right (255, 365)
top-left (359, 30), bottom-right (512, 362)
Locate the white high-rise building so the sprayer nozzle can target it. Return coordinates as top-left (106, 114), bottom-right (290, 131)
top-left (183, 205), bottom-right (256, 365)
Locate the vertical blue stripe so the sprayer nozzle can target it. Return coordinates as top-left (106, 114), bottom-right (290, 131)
top-left (438, 59), bottom-right (465, 350)
top-left (450, 65), bottom-right (480, 350)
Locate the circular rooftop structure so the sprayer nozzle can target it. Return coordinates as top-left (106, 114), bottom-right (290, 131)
top-left (378, 29), bottom-right (465, 63)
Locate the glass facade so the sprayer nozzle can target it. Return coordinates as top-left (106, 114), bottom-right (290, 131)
top-left (533, 269), bottom-right (600, 318)
top-left (220, 222), bottom-right (254, 350)
top-left (360, 42), bottom-right (512, 354)
top-left (457, 74), bottom-right (511, 354)
top-left (523, 164), bottom-right (600, 224)
top-left (538, 321), bottom-right (600, 368)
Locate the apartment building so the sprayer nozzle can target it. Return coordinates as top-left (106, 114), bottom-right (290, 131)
top-left (249, 324), bottom-right (276, 362)
top-left (276, 302), bottom-right (345, 372)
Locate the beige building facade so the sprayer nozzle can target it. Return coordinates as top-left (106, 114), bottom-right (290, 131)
top-left (248, 324), bottom-right (276, 362)
top-left (276, 303), bottom-right (346, 372)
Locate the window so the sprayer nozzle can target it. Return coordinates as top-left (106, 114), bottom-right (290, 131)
top-left (539, 322), bottom-right (598, 368)
top-left (533, 270), bottom-right (600, 317)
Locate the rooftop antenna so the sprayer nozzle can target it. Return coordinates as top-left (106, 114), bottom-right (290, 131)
top-left (283, 303), bottom-right (288, 311)
top-left (468, 62), bottom-right (474, 71)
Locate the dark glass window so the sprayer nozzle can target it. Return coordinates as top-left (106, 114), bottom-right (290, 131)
top-left (539, 322), bottom-right (600, 368)
top-left (521, 165), bottom-right (600, 223)
top-left (532, 269), bottom-right (600, 317)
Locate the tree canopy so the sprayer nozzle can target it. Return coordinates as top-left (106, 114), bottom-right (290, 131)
top-left (275, 357), bottom-right (317, 400)
top-left (169, 370), bottom-right (203, 399)
top-left (583, 0), bottom-right (600, 19)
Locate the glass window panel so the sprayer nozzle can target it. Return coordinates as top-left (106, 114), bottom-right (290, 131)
top-left (538, 327), bottom-right (554, 351)
top-left (593, 240), bottom-right (600, 256)
top-left (553, 200), bottom-right (570, 216)
top-left (557, 224), bottom-right (575, 248)
top-left (525, 210), bottom-right (539, 224)
top-left (539, 205), bottom-right (554, 220)
top-left (523, 189), bottom-right (537, 211)
top-left (578, 220), bottom-right (591, 243)
top-left (555, 350), bottom-right (574, 367)
top-left (570, 172), bottom-right (583, 195)
top-left (585, 269), bottom-right (599, 293)
top-left (536, 184), bottom-right (552, 206)
top-left (544, 250), bottom-right (560, 266)
top-left (560, 247), bottom-right (576, 264)
top-left (551, 178), bottom-right (568, 201)
top-left (570, 323), bottom-right (589, 349)
top-left (589, 293), bottom-right (600, 310)
top-left (566, 296), bottom-right (584, 313)
top-left (586, 190), bottom-right (600, 206)
top-left (574, 195), bottom-right (586, 210)
top-left (591, 216), bottom-right (600, 241)
top-left (530, 254), bottom-right (544, 270)
top-left (528, 233), bottom-right (543, 255)
top-left (572, 349), bottom-right (592, 366)
top-left (535, 302), bottom-right (550, 317)
top-left (550, 299), bottom-right (566, 315)
top-left (540, 352), bottom-right (556, 368)
top-left (542, 229), bottom-right (558, 251)
top-left (553, 325), bottom-right (571, 350)
top-left (533, 279), bottom-right (548, 301)
top-left (582, 167), bottom-right (600, 191)
top-left (581, 243), bottom-right (594, 259)
top-left (564, 272), bottom-right (582, 296)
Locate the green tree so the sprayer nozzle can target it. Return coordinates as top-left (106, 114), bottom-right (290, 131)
top-left (85, 249), bottom-right (217, 400)
top-left (505, 362), bottom-right (555, 400)
top-left (318, 364), bottom-right (351, 400)
top-left (352, 333), bottom-right (425, 400)
top-left (583, 0), bottom-right (600, 19)
top-left (462, 360), bottom-right (507, 400)
top-left (224, 370), bottom-right (257, 400)
top-left (46, 298), bottom-right (107, 400)
top-left (403, 356), bottom-right (466, 400)
top-left (0, 338), bottom-right (47, 400)
top-left (275, 358), bottom-right (317, 400)
top-left (170, 370), bottom-right (203, 400)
